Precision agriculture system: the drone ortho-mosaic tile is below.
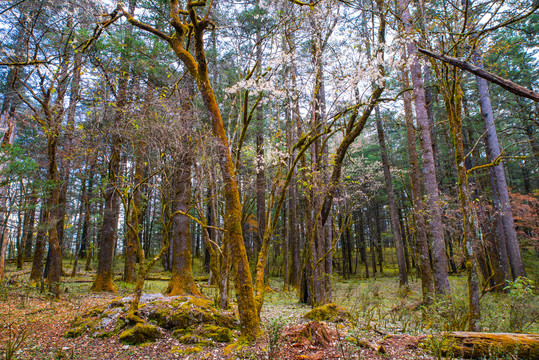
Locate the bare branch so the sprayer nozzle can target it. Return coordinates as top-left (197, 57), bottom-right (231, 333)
top-left (418, 47), bottom-right (539, 102)
top-left (0, 59), bottom-right (47, 67)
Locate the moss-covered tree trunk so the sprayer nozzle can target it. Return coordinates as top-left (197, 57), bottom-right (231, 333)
top-left (80, 165), bottom-right (95, 268)
top-left (444, 93), bottom-right (481, 331)
top-left (255, 0), bottom-right (265, 256)
top-left (196, 72), bottom-right (260, 338)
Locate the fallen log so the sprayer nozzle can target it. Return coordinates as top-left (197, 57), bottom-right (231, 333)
top-left (355, 338), bottom-right (386, 354)
top-left (5, 258), bottom-right (33, 263)
top-left (345, 335), bottom-right (386, 354)
top-left (440, 332), bottom-right (539, 359)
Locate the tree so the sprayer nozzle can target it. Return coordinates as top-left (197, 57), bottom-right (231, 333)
top-left (375, 108), bottom-right (407, 287)
top-left (397, 0), bottom-right (451, 296)
top-left (101, 0), bottom-right (262, 339)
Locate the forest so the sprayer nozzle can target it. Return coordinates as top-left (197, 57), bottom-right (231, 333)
top-left (0, 0), bottom-right (538, 359)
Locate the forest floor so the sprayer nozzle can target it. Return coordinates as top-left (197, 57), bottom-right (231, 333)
top-left (1, 260), bottom-right (537, 359)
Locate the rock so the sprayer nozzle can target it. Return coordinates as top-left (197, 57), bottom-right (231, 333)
top-left (64, 317), bottom-right (97, 338)
top-left (119, 323), bottom-right (161, 345)
top-left (201, 325), bottom-right (234, 342)
top-left (172, 324), bottom-right (235, 345)
top-left (65, 293), bottom-right (238, 347)
top-left (303, 303), bottom-right (353, 323)
top-left (146, 296), bottom-right (237, 330)
top-left (122, 293), bottom-right (165, 304)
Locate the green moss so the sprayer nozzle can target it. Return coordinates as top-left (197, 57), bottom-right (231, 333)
top-left (95, 319), bottom-right (126, 339)
top-left (84, 308), bottom-right (104, 318)
top-left (64, 325), bottom-right (89, 338)
top-left (99, 310), bottom-right (118, 319)
top-left (202, 325), bottom-right (234, 342)
top-left (304, 303), bottom-right (353, 323)
top-left (119, 323), bottom-right (161, 345)
top-left (147, 307), bottom-right (173, 328)
top-left (171, 328), bottom-right (189, 338)
top-left (109, 300), bottom-right (125, 308)
top-left (64, 318), bottom-right (96, 338)
top-left (223, 337), bottom-right (250, 355)
top-left (170, 296), bottom-right (214, 310)
top-left (148, 296), bottom-right (237, 330)
top-left (177, 334), bottom-right (201, 344)
top-left (126, 311), bottom-right (145, 324)
top-left (171, 346), bottom-right (202, 355)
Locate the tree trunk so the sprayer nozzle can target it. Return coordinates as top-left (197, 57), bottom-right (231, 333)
top-left (397, 0), bottom-right (450, 295)
top-left (56, 50), bottom-right (82, 274)
top-left (124, 142), bottom-right (144, 284)
top-left (80, 165), bottom-right (94, 262)
top-left (23, 191), bottom-right (37, 259)
top-left (91, 142), bottom-right (120, 293)
top-left (375, 108), bottom-right (407, 286)
top-left (473, 52), bottom-right (526, 279)
top-left (124, 1), bottom-right (261, 339)
top-left (255, 1), bottom-right (265, 257)
top-left (444, 88), bottom-right (481, 331)
top-left (401, 65), bottom-right (434, 303)
top-left (0, 116), bottom-right (16, 280)
top-left (44, 134), bottom-right (62, 298)
top-left (166, 78), bottom-right (200, 296)
top-left (71, 177), bottom-right (86, 277)
top-left (92, 13), bottom-right (136, 292)
top-left (29, 205), bottom-right (46, 283)
top-left (285, 27), bottom-right (300, 289)
top-left (356, 211), bottom-right (369, 278)
top-left (0, 212), bottom-right (10, 281)
top-left (16, 190), bottom-right (25, 270)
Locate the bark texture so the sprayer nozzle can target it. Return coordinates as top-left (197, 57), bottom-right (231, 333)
top-left (397, 0), bottom-right (450, 295)
top-left (402, 66), bottom-right (434, 304)
top-left (472, 52), bottom-right (526, 279)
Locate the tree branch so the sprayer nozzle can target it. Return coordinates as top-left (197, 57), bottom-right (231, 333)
top-left (0, 59), bottom-right (47, 67)
top-left (418, 47), bottom-right (539, 102)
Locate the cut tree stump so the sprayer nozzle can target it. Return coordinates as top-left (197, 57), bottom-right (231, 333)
top-left (442, 332), bottom-right (539, 359)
